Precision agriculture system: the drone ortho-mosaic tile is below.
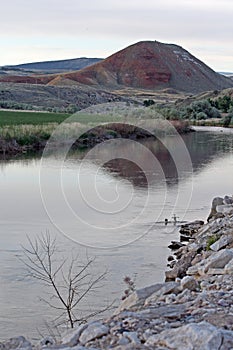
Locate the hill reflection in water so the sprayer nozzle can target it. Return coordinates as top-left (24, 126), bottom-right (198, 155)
top-left (73, 131), bottom-right (233, 188)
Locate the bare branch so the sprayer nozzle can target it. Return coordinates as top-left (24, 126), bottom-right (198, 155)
top-left (20, 231), bottom-right (108, 329)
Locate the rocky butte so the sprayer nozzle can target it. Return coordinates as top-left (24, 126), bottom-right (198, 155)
top-left (58, 41), bottom-right (233, 93)
top-left (2, 194), bottom-right (233, 349)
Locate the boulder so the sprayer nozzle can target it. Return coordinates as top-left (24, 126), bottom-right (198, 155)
top-left (205, 249), bottom-right (233, 270)
top-left (79, 322), bottom-right (109, 345)
top-left (216, 204), bottom-right (233, 216)
top-left (137, 304), bottom-right (187, 319)
top-left (144, 281), bottom-right (180, 305)
top-left (166, 250), bottom-right (196, 280)
top-left (180, 276), bottom-right (199, 291)
top-left (210, 234), bottom-right (233, 252)
top-left (223, 195), bottom-right (233, 205)
top-left (145, 321), bottom-right (233, 350)
top-left (61, 323), bottom-right (88, 346)
top-left (0, 336), bottom-right (32, 350)
top-left (207, 197), bottom-right (224, 222)
top-left (224, 258), bottom-right (233, 274)
top-left (114, 283), bottom-right (166, 313)
top-left (168, 241), bottom-right (185, 250)
top-left (187, 249), bottom-right (233, 276)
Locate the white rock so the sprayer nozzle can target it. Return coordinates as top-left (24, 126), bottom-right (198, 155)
top-left (180, 276), bottom-right (199, 291)
top-left (61, 323), bottom-right (88, 346)
top-left (117, 335), bottom-right (130, 346)
top-left (224, 258), bottom-right (233, 274)
top-left (216, 204), bottom-right (233, 216)
top-left (145, 321), bottom-right (223, 349)
top-left (206, 268), bottom-right (225, 275)
top-left (205, 249), bottom-right (233, 270)
top-left (79, 321), bottom-right (109, 345)
top-left (210, 234), bottom-right (233, 251)
top-left (144, 282), bottom-right (180, 305)
top-left (0, 336), bottom-right (32, 350)
top-left (123, 331), bottom-right (140, 344)
top-left (187, 249), bottom-right (233, 276)
top-left (115, 283), bottom-right (166, 313)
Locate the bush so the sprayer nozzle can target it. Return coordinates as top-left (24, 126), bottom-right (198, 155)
top-left (196, 111), bottom-right (207, 120)
top-left (223, 114), bottom-right (233, 128)
top-left (209, 95), bottom-right (233, 113)
top-left (184, 100), bottom-right (221, 119)
top-left (143, 99), bottom-right (155, 107)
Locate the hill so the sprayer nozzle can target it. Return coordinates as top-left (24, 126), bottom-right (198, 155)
top-left (1, 57), bottom-right (103, 74)
top-left (51, 41), bottom-right (233, 93)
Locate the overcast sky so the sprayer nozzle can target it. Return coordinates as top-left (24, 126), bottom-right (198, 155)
top-left (1, 0), bottom-right (233, 71)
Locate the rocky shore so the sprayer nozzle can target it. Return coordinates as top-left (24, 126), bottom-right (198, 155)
top-left (1, 194), bottom-right (233, 350)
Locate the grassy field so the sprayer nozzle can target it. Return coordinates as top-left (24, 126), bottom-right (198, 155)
top-left (0, 110), bottom-right (125, 126)
top-left (0, 110), bottom-right (71, 126)
top-left (0, 109), bottom-right (127, 149)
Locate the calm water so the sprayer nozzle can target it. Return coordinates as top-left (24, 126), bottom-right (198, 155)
top-left (0, 129), bottom-right (233, 340)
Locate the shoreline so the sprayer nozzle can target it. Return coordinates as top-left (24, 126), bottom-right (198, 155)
top-left (192, 125), bottom-right (233, 133)
top-left (0, 120), bottom-right (192, 156)
top-left (1, 195), bottom-right (233, 349)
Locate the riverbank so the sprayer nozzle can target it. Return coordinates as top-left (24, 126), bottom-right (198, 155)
top-left (2, 194), bottom-right (233, 349)
top-left (0, 119), bottom-right (191, 156)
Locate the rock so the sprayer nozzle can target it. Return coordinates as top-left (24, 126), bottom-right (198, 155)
top-left (117, 335), bottom-right (130, 345)
top-left (187, 249), bottom-right (233, 275)
top-left (224, 258), bottom-right (233, 274)
top-left (205, 249), bottom-right (233, 270)
top-left (180, 234), bottom-right (193, 242)
top-left (39, 336), bottom-right (56, 347)
top-left (144, 282), bottom-right (180, 305)
top-left (0, 336), bottom-right (32, 350)
top-left (167, 255), bottom-right (175, 261)
top-left (122, 331), bottom-right (140, 345)
top-left (145, 321), bottom-right (233, 350)
top-left (207, 197), bottom-right (224, 222)
top-left (206, 268), bottom-right (225, 275)
top-left (79, 322), bottom-right (109, 345)
top-left (137, 304), bottom-right (187, 319)
top-left (61, 323), bottom-right (88, 346)
top-left (180, 276), bottom-right (199, 291)
top-left (223, 195), bottom-right (233, 205)
top-left (210, 234), bottom-right (233, 251)
top-left (115, 283), bottom-right (166, 313)
top-left (168, 241), bottom-right (185, 250)
top-left (216, 204), bottom-right (233, 216)
top-left (165, 293), bottom-right (176, 303)
top-left (165, 250), bottom-right (196, 281)
top-left (180, 220), bottom-right (204, 237)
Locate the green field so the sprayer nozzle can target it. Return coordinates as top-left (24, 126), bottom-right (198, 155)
top-left (0, 110), bottom-right (124, 126)
top-left (0, 110), bottom-right (71, 126)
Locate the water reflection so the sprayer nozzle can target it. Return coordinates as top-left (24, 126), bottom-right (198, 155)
top-left (0, 130), bottom-right (233, 338)
top-left (67, 131), bottom-right (233, 188)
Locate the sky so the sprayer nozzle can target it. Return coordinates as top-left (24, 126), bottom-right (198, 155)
top-left (0, 0), bottom-right (233, 72)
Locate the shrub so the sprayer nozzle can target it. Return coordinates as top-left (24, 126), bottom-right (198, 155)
top-left (184, 100), bottom-right (221, 120)
top-left (206, 235), bottom-right (220, 250)
top-left (196, 111), bottom-right (207, 120)
top-left (143, 99), bottom-right (155, 107)
top-left (223, 114), bottom-right (233, 128)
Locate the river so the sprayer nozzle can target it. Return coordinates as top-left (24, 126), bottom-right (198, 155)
top-left (0, 129), bottom-right (233, 340)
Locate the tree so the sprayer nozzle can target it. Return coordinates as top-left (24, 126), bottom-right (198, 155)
top-left (21, 232), bottom-right (109, 328)
top-left (218, 96), bottom-right (232, 113)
